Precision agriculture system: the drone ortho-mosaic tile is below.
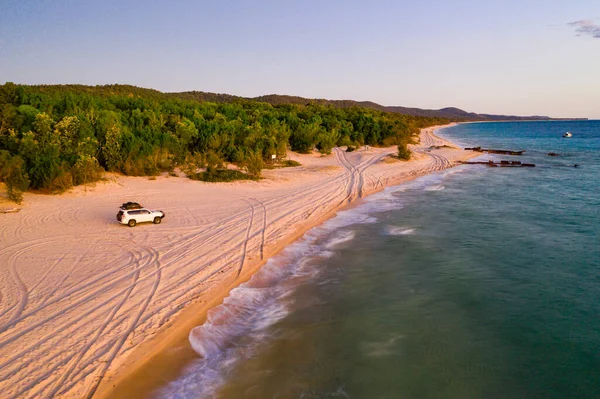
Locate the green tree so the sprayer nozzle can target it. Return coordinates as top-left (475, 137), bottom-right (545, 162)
top-left (316, 128), bottom-right (341, 155)
top-left (0, 151), bottom-right (30, 203)
top-left (33, 112), bottom-right (55, 146)
top-left (18, 131), bottom-right (61, 189)
top-left (175, 118), bottom-right (198, 147)
top-left (102, 124), bottom-right (123, 171)
top-left (72, 154), bottom-right (102, 186)
top-left (54, 115), bottom-right (81, 159)
top-left (290, 119), bottom-right (322, 153)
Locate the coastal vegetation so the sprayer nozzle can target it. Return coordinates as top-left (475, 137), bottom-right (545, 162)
top-left (397, 143), bottom-right (412, 160)
top-left (0, 83), bottom-right (449, 200)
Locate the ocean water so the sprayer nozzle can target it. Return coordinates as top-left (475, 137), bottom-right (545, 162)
top-left (157, 121), bottom-right (600, 399)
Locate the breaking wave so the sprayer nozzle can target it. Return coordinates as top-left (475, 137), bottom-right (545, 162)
top-left (383, 226), bottom-right (415, 236)
top-left (325, 230), bottom-right (355, 249)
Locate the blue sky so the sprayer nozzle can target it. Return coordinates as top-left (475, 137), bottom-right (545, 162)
top-left (1, 0), bottom-right (598, 118)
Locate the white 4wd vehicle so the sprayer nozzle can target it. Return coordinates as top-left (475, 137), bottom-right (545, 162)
top-left (117, 208), bottom-right (165, 227)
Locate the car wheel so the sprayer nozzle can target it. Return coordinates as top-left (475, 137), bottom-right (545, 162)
top-left (128, 219), bottom-right (137, 227)
top-left (153, 217), bottom-right (162, 224)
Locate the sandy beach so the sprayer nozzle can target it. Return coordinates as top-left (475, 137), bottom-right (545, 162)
top-left (0, 126), bottom-right (475, 398)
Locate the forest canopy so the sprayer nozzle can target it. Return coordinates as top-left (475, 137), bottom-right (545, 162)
top-left (0, 83), bottom-right (449, 201)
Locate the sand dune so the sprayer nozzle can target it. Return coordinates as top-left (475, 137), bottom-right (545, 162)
top-left (0, 126), bottom-right (473, 398)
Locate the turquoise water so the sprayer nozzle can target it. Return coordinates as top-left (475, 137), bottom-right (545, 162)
top-left (158, 121), bottom-right (600, 399)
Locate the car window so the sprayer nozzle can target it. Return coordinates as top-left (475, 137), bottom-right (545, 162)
top-left (129, 210), bottom-right (140, 215)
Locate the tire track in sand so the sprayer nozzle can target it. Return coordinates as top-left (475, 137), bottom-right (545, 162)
top-left (0, 246), bottom-right (158, 391)
top-left (80, 246), bottom-right (162, 399)
top-left (237, 198), bottom-right (256, 277)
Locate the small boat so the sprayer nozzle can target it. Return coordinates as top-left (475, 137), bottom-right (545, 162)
top-left (563, 132), bottom-right (572, 138)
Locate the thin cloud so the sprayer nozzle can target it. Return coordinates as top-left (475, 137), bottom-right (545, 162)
top-left (568, 20), bottom-right (600, 39)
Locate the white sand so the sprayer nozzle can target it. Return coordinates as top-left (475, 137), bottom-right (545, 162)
top-left (0, 126), bottom-right (473, 398)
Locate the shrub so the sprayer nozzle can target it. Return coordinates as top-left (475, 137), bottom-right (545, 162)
top-left (49, 171), bottom-right (73, 193)
top-left (205, 151), bottom-right (223, 173)
top-left (245, 150), bottom-right (264, 178)
top-left (122, 151), bottom-right (146, 176)
top-left (263, 159), bottom-right (301, 169)
top-left (72, 155), bottom-right (103, 186)
top-left (189, 169), bottom-right (257, 182)
top-left (397, 144), bottom-right (411, 160)
top-left (280, 159), bottom-right (301, 167)
top-left (181, 153), bottom-right (205, 177)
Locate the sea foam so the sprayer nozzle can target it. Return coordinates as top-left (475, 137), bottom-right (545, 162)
top-left (383, 226), bottom-right (415, 236)
top-left (325, 230), bottom-right (355, 249)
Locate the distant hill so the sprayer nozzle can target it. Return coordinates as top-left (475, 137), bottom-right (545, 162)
top-left (168, 91), bottom-right (584, 121)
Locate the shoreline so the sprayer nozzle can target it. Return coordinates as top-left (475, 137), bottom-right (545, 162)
top-left (0, 124), bottom-right (477, 398)
top-left (94, 124), bottom-right (476, 398)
